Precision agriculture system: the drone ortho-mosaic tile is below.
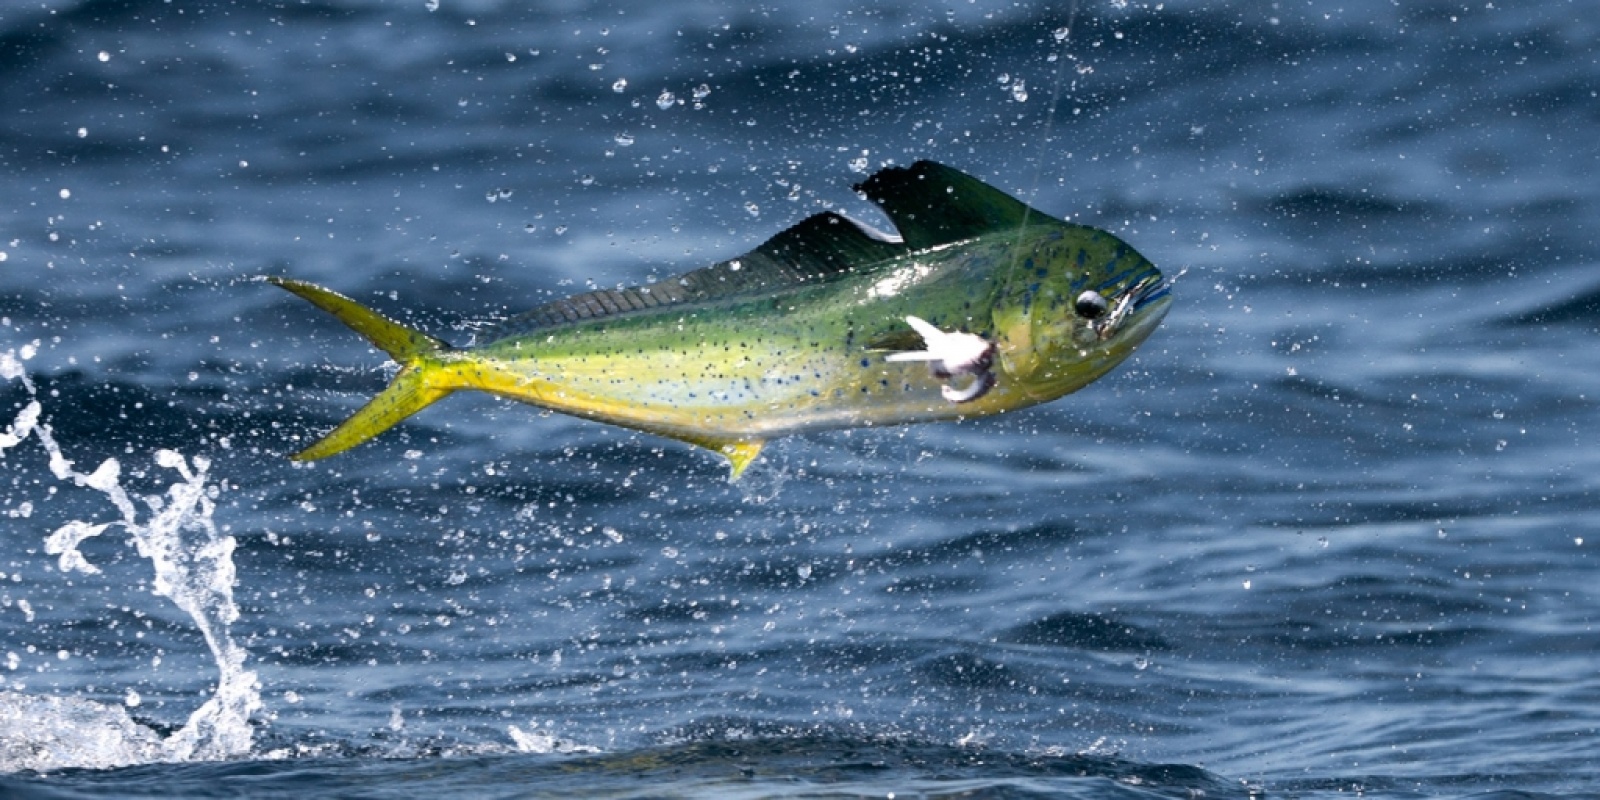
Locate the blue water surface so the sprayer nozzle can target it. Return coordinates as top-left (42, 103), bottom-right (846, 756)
top-left (2, 0), bottom-right (1599, 797)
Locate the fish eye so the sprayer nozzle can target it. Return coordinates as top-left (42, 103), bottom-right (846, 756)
top-left (1074, 290), bottom-right (1109, 320)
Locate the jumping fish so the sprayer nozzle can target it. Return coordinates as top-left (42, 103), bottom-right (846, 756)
top-left (265, 160), bottom-right (1170, 479)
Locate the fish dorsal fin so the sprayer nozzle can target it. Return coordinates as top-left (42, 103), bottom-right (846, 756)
top-left (478, 211), bottom-right (904, 341)
top-left (754, 209), bottom-right (907, 272)
top-left (852, 160), bottom-right (1052, 250)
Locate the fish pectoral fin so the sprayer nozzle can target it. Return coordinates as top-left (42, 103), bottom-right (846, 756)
top-left (862, 328), bottom-right (928, 354)
top-left (678, 434), bottom-right (765, 481)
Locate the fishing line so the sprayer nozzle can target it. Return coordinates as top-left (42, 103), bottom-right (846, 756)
top-left (1002, 0), bottom-right (1082, 301)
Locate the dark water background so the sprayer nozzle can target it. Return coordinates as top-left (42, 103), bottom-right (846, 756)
top-left (3, 0), bottom-right (1599, 796)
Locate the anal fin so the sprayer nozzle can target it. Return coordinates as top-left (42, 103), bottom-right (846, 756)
top-left (678, 434), bottom-right (765, 481)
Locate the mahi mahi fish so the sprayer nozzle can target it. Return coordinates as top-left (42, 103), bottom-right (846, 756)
top-left (266, 160), bottom-right (1171, 479)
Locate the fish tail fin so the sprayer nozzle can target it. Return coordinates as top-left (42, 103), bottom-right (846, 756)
top-left (264, 277), bottom-right (455, 461)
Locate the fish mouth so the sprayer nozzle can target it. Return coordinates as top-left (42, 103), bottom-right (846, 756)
top-left (1094, 274), bottom-right (1171, 342)
top-left (1130, 274), bottom-right (1171, 314)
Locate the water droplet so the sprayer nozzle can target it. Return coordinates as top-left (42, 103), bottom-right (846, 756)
top-left (728, 260), bottom-right (742, 271)
top-left (797, 563), bottom-right (812, 580)
top-left (743, 201), bottom-right (760, 217)
top-left (554, 225), bottom-right (568, 235)
top-left (612, 78), bottom-right (627, 93)
top-left (1010, 79), bottom-right (1028, 102)
top-left (505, 52), bottom-right (516, 62)
top-left (1053, 26), bottom-right (1070, 42)
top-left (997, 73), bottom-right (1010, 84)
top-left (97, 51), bottom-right (111, 62)
top-left (58, 188), bottom-right (70, 200)
top-left (848, 155), bottom-right (870, 173)
top-left (614, 132), bottom-right (634, 146)
top-left (1492, 409), bottom-right (1505, 419)
top-left (662, 546), bottom-right (679, 559)
top-left (1133, 657), bottom-right (1150, 670)
top-left (692, 84), bottom-right (711, 100)
top-left (77, 127), bottom-right (87, 138)
top-left (424, 0), bottom-right (439, 10)
top-left (579, 175), bottom-right (594, 186)
top-left (656, 90), bottom-right (676, 109)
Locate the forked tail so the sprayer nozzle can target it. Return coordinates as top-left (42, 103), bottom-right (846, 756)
top-left (264, 277), bottom-right (454, 461)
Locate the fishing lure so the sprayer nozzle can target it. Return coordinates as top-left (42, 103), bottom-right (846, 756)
top-left (267, 160), bottom-right (1170, 478)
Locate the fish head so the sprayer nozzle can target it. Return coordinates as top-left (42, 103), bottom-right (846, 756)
top-left (994, 226), bottom-right (1171, 400)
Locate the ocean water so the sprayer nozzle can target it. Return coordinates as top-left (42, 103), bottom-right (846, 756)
top-left (2, 0), bottom-right (1599, 797)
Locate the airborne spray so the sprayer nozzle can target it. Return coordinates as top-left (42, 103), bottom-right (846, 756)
top-left (0, 339), bottom-right (261, 772)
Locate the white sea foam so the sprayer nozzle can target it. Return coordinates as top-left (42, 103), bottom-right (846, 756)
top-left (0, 693), bottom-right (168, 773)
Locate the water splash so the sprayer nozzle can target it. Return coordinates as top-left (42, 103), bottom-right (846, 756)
top-left (0, 342), bottom-right (261, 772)
top-left (508, 722), bottom-right (600, 755)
